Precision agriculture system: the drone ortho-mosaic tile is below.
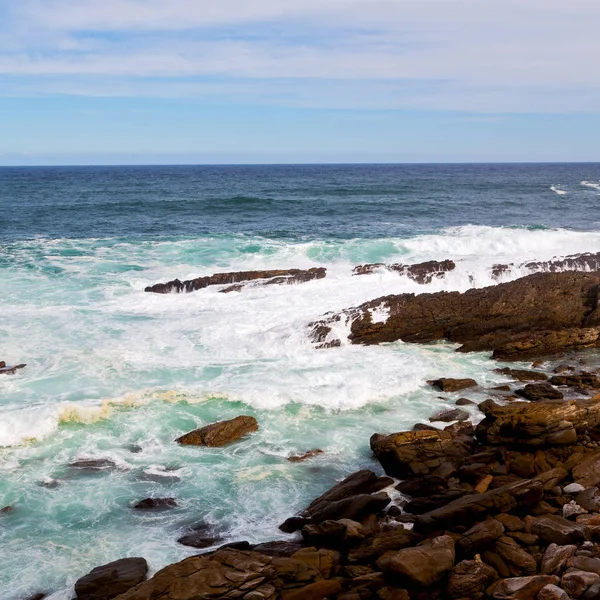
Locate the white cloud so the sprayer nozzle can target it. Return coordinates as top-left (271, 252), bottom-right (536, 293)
top-left (1, 0), bottom-right (599, 112)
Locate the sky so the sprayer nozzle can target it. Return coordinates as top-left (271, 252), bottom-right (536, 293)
top-left (0, 0), bottom-right (599, 164)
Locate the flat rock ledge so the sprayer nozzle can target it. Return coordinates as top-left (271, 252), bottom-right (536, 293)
top-left (310, 271), bottom-right (600, 358)
top-left (145, 267), bottom-right (326, 294)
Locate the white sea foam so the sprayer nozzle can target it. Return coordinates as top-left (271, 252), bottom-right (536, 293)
top-left (551, 185), bottom-right (567, 195)
top-left (582, 180), bottom-right (600, 191)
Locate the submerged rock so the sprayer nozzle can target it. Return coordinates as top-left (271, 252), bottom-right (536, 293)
top-left (68, 459), bottom-right (118, 472)
top-left (132, 498), bottom-right (177, 510)
top-left (352, 259), bottom-right (456, 284)
top-left (175, 415), bottom-right (258, 447)
top-left (145, 267), bottom-right (326, 294)
top-left (287, 449), bottom-right (324, 462)
top-left (74, 557), bottom-right (148, 600)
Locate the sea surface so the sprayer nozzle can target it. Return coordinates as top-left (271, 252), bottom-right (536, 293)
top-left (1, 163), bottom-right (600, 598)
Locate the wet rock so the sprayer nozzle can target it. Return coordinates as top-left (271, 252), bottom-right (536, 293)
top-left (573, 451), bottom-right (600, 488)
top-left (74, 557), bottom-right (148, 600)
top-left (495, 368), bottom-right (549, 382)
top-left (532, 515), bottom-right (591, 545)
top-left (68, 459), bottom-right (117, 472)
top-left (146, 267), bottom-right (327, 293)
top-left (456, 398), bottom-right (476, 406)
top-left (568, 555), bottom-right (600, 576)
top-left (287, 449), bottom-right (324, 463)
top-left (428, 378), bottom-right (477, 392)
top-left (562, 569), bottom-right (600, 598)
top-left (177, 531), bottom-right (222, 549)
top-left (541, 544), bottom-right (577, 575)
top-left (538, 584), bottom-right (570, 600)
top-left (429, 408), bottom-right (470, 422)
top-left (370, 429), bottom-right (472, 479)
top-left (446, 559), bottom-right (497, 599)
top-left (376, 535), bottom-right (455, 587)
top-left (310, 272), bottom-right (600, 358)
top-left (577, 488), bottom-right (600, 512)
top-left (23, 595), bottom-right (47, 600)
top-left (133, 498), bottom-right (177, 510)
top-left (1, 505), bottom-right (14, 513)
top-left (175, 415), bottom-right (258, 447)
top-left (488, 575), bottom-right (560, 600)
top-left (352, 259), bottom-right (456, 284)
top-left (550, 374), bottom-right (600, 389)
top-left (515, 383), bottom-right (564, 401)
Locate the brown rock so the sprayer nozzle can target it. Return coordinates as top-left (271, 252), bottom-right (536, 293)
top-left (562, 569), bottom-right (600, 598)
top-left (494, 536), bottom-right (537, 576)
top-left (146, 267), bottom-right (327, 293)
top-left (538, 584), bottom-right (570, 600)
top-left (515, 383), bottom-right (564, 401)
top-left (531, 515), bottom-right (590, 545)
top-left (175, 415), bottom-right (258, 447)
top-left (429, 408), bottom-right (470, 422)
top-left (488, 575), bottom-right (560, 599)
top-left (307, 493), bottom-right (391, 525)
top-left (376, 587), bottom-right (410, 600)
top-left (447, 559), bottom-right (497, 599)
top-left (376, 535), bottom-right (455, 587)
top-left (429, 378), bottom-right (478, 392)
top-left (496, 514), bottom-right (526, 532)
top-left (495, 368), bottom-right (549, 382)
top-left (352, 259), bottom-right (455, 284)
top-left (370, 429), bottom-right (472, 479)
top-left (132, 498), bottom-right (177, 510)
top-left (281, 579), bottom-right (341, 600)
top-left (457, 518), bottom-right (505, 554)
top-left (74, 557), bottom-right (148, 600)
top-left (287, 450), bottom-right (324, 463)
top-left (348, 527), bottom-right (422, 563)
top-left (574, 452), bottom-right (600, 488)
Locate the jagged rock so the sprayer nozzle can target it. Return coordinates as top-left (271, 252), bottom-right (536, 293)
top-left (132, 498), bottom-right (177, 510)
top-left (177, 532), bottom-right (222, 549)
top-left (515, 383), bottom-right (564, 401)
top-left (307, 492), bottom-right (391, 525)
top-left (494, 536), bottom-right (537, 576)
top-left (447, 559), bottom-right (498, 599)
top-left (428, 378), bottom-right (477, 392)
top-left (68, 459), bottom-right (117, 471)
top-left (541, 544), bottom-right (578, 575)
top-left (310, 272), bottom-right (600, 359)
top-left (495, 368), bottom-right (548, 382)
top-left (370, 429), bottom-right (472, 479)
top-left (348, 527), bottom-right (422, 563)
top-left (376, 535), bottom-right (455, 587)
top-left (175, 415), bottom-right (258, 447)
top-left (74, 557), bottom-right (148, 600)
top-left (532, 515), bottom-right (591, 545)
top-left (488, 575), bottom-right (560, 599)
top-left (573, 452), bottom-right (600, 488)
top-left (429, 408), bottom-right (470, 422)
top-left (352, 259), bottom-right (455, 284)
top-left (287, 449), bottom-right (324, 462)
top-left (457, 518), bottom-right (505, 554)
top-left (475, 398), bottom-right (600, 447)
top-left (146, 267), bottom-right (327, 293)
top-left (538, 584), bottom-right (570, 600)
top-left (562, 569), bottom-right (600, 598)
top-left (568, 556), bottom-right (600, 576)
top-left (563, 501), bottom-right (587, 519)
top-left (550, 374), bottom-right (600, 389)
top-left (582, 581), bottom-right (600, 599)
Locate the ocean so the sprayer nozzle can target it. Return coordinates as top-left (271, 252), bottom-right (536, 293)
top-left (1, 163), bottom-right (600, 598)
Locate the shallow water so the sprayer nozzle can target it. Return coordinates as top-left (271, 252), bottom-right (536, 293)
top-left (1, 164), bottom-right (600, 598)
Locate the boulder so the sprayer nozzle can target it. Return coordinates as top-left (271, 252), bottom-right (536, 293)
top-left (531, 515), bottom-right (590, 545)
top-left (175, 415), bottom-right (258, 447)
top-left (541, 544), bottom-right (577, 575)
top-left (488, 575), bottom-right (560, 600)
top-left (307, 492), bottom-right (391, 525)
top-left (370, 429), bottom-right (472, 479)
top-left (428, 378), bottom-right (477, 392)
top-left (515, 383), bottom-right (564, 401)
top-left (495, 368), bottom-right (548, 382)
top-left (446, 559), bottom-right (497, 599)
top-left (538, 584), bottom-right (570, 600)
top-left (352, 259), bottom-right (456, 283)
top-left (376, 535), bottom-right (455, 587)
top-left (132, 498), bottom-right (177, 510)
top-left (562, 569), bottom-right (600, 598)
top-left (146, 267), bottom-right (327, 293)
top-left (68, 459), bottom-right (117, 471)
top-left (457, 518), bottom-right (505, 554)
top-left (494, 536), bottom-right (537, 576)
top-left (573, 451), bottom-right (600, 488)
top-left (429, 408), bottom-right (470, 422)
top-left (74, 557), bottom-right (148, 600)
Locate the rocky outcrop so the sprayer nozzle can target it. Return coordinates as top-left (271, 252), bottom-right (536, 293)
top-left (74, 557), bottom-right (147, 600)
top-left (428, 378), bottom-right (477, 392)
top-left (145, 268), bottom-right (326, 293)
top-left (287, 449), bottom-right (324, 462)
top-left (175, 415), bottom-right (258, 447)
top-left (352, 259), bottom-right (456, 284)
top-left (492, 252), bottom-right (600, 281)
top-left (310, 271), bottom-right (600, 358)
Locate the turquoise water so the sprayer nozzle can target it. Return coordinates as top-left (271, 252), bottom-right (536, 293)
top-left (2, 164), bottom-right (600, 598)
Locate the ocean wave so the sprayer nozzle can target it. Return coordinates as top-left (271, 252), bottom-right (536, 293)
top-left (582, 180), bottom-right (600, 191)
top-left (550, 185), bottom-right (567, 195)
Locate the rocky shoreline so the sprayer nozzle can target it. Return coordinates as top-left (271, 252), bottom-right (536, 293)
top-left (17, 259), bottom-right (600, 600)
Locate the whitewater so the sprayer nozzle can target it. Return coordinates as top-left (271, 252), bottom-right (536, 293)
top-left (2, 163), bottom-right (600, 598)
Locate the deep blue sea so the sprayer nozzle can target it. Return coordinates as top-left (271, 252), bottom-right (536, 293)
top-left (1, 163), bottom-right (600, 599)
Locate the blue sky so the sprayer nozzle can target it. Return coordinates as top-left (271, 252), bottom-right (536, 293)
top-left (0, 0), bottom-right (599, 164)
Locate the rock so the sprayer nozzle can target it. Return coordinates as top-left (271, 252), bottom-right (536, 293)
top-left (582, 581), bottom-right (600, 599)
top-left (370, 429), bottom-right (472, 479)
top-left (563, 501), bottom-right (587, 519)
top-left (309, 272), bottom-right (600, 359)
top-left (496, 514), bottom-right (526, 532)
top-left (23, 595), bottom-right (47, 600)
top-left (429, 408), bottom-right (470, 422)
top-left (494, 536), bottom-right (537, 576)
top-left (475, 398), bottom-right (600, 447)
top-left (577, 488), bottom-right (600, 512)
top-left (456, 398), bottom-right (476, 406)
top-left (114, 548), bottom-right (323, 600)
top-left (74, 557), bottom-right (148, 600)
top-left (0, 362), bottom-right (26, 374)
top-left (68, 459), bottom-right (117, 471)
top-left (538, 584), bottom-right (570, 600)
top-left (1, 505), bottom-right (14, 513)
top-left (565, 483), bottom-right (587, 494)
top-left (495, 368), bottom-right (549, 382)
top-left (348, 527), bottom-right (422, 563)
top-left (133, 498), bottom-right (177, 510)
top-left (541, 544), bottom-right (578, 575)
top-left (488, 575), bottom-right (560, 599)
top-left (287, 450), bottom-right (324, 463)
top-left (446, 559), bottom-right (497, 599)
top-left (574, 452), bottom-right (600, 488)
top-left (568, 555), bottom-right (600, 576)
top-left (307, 492), bottom-right (391, 525)
top-left (376, 588), bottom-right (410, 600)
top-left (515, 383), bottom-right (564, 401)
top-left (252, 541), bottom-right (305, 557)
top-left (457, 518), bottom-right (505, 554)
top-left (352, 259), bottom-right (456, 284)
top-left (376, 535), bottom-right (455, 587)
top-left (146, 267), bottom-right (327, 293)
top-left (562, 569), bottom-right (600, 598)
top-left (177, 532), bottom-right (222, 549)
top-left (428, 378), bottom-right (478, 392)
top-left (301, 520), bottom-right (350, 548)
top-left (532, 515), bottom-right (591, 545)
top-left (281, 579), bottom-right (342, 600)
top-left (550, 374), bottom-right (600, 389)
top-left (175, 415), bottom-right (258, 447)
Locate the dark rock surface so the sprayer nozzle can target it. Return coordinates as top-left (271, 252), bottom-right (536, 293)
top-left (352, 259), bottom-right (456, 284)
top-left (74, 557), bottom-right (147, 600)
top-left (175, 415), bottom-right (258, 447)
top-left (145, 268), bottom-right (326, 293)
top-left (428, 378), bottom-right (477, 392)
top-left (132, 498), bottom-right (177, 510)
